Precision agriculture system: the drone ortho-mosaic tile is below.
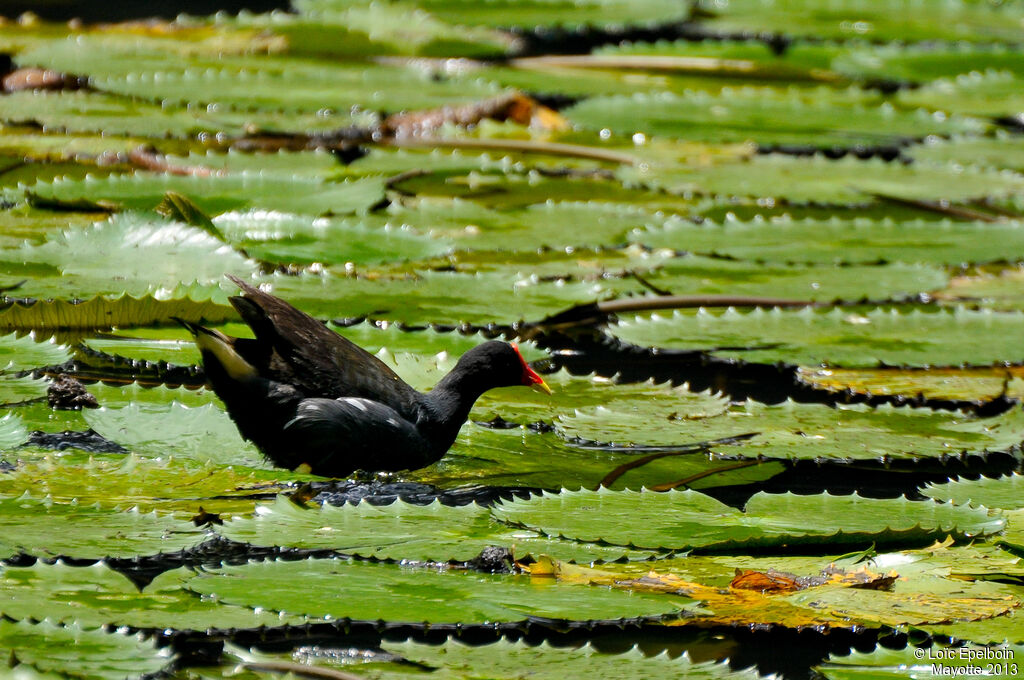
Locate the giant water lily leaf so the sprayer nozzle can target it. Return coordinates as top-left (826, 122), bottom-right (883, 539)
top-left (797, 365), bottom-right (1024, 403)
top-left (297, 0), bottom-right (692, 30)
top-left (907, 133), bottom-right (1024, 173)
top-left (923, 473), bottom-right (1024, 511)
top-left (0, 620), bottom-right (171, 680)
top-left (20, 39), bottom-right (506, 115)
top-left (185, 556), bottom-right (694, 624)
top-left (935, 268), bottom-right (1024, 312)
top-left (557, 399), bottom-right (1024, 461)
top-left (691, 0), bottom-right (1024, 44)
top-left (0, 89), bottom-right (375, 137)
top-left (217, 496), bottom-right (663, 563)
top-left (83, 402), bottom-right (268, 469)
top-left (0, 332), bottom-right (69, 371)
top-left (633, 216), bottom-right (1024, 266)
top-left (422, 422), bottom-right (784, 491)
top-left (492, 488), bottom-right (1002, 551)
top-left (0, 294), bottom-right (235, 332)
top-left (610, 307), bottom-right (1024, 368)
top-left (213, 210), bottom-right (455, 267)
top-left (244, 4), bottom-right (514, 58)
top-left (535, 545), bottom-right (1021, 629)
top-left (256, 270), bottom-right (616, 325)
top-left (632, 257), bottom-right (946, 302)
top-left (898, 71), bottom-right (1024, 118)
top-left (295, 198), bottom-right (677, 253)
top-left (26, 173), bottom-right (387, 217)
top-left (228, 639), bottom-right (766, 680)
top-left (921, 611), bottom-right (1024, 645)
top-left (816, 642), bottom-right (1024, 679)
top-left (4, 214), bottom-right (254, 296)
top-left (0, 414), bottom-right (27, 451)
top-left (566, 88), bottom-right (984, 148)
top-left (0, 495), bottom-right (206, 560)
top-left (831, 43), bottom-right (1024, 83)
top-left (0, 455), bottom-right (292, 518)
top-left (621, 155), bottom-right (1024, 204)
top-left (0, 562), bottom-right (299, 630)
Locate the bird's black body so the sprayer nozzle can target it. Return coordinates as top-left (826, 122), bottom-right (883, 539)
top-left (181, 276), bottom-right (549, 477)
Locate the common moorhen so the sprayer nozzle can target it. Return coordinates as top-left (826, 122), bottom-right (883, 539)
top-left (178, 275), bottom-right (551, 476)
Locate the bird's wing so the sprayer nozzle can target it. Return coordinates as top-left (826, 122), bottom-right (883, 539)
top-left (226, 275), bottom-right (418, 408)
top-left (282, 397), bottom-right (435, 474)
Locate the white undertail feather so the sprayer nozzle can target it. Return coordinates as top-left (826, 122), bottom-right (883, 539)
top-left (194, 328), bottom-right (257, 380)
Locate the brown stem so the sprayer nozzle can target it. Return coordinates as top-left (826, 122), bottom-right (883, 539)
top-left (648, 460), bottom-right (762, 491)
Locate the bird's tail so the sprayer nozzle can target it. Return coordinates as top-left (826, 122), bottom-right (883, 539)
top-left (173, 317), bottom-right (257, 380)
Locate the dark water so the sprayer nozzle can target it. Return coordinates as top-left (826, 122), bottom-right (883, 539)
top-left (0, 0), bottom-right (290, 22)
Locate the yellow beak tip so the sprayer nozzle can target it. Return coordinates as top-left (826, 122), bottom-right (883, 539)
top-left (532, 380), bottom-right (553, 396)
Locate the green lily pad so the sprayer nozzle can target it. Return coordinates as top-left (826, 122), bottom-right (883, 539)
top-left (566, 88), bottom-right (984, 148)
top-left (691, 0), bottom-right (1024, 44)
top-left (923, 473), bottom-right (1024, 511)
top-left (796, 365), bottom-right (1024, 403)
top-left (907, 133), bottom-right (1024, 173)
top-left (898, 71), bottom-right (1024, 118)
top-left (83, 402), bottom-right (268, 469)
top-left (0, 332), bottom-right (70, 372)
top-left (557, 399), bottom-right (1024, 461)
top-left (633, 216), bottom-right (1024, 266)
top-left (217, 496), bottom-right (664, 563)
top-left (420, 421), bottom-right (784, 491)
top-left (817, 642), bottom-right (1024, 679)
top-left (0, 414), bottom-right (27, 451)
top-left (228, 638), bottom-right (767, 680)
top-left (4, 214), bottom-right (254, 296)
top-left (0, 495), bottom-right (206, 560)
top-left (610, 306), bottom-right (1024, 368)
top-left (0, 619), bottom-right (171, 680)
top-left (185, 556), bottom-right (694, 624)
top-left (26, 173), bottom-right (387, 217)
top-left (0, 561), bottom-right (299, 630)
top-left (213, 210), bottom-right (455, 267)
top-left (492, 488), bottom-right (1003, 551)
top-left (0, 454), bottom-right (293, 518)
top-left (620, 155), bottom-right (1024, 204)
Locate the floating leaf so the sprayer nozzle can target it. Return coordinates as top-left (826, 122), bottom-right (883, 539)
top-left (610, 307), bottom-right (1024, 368)
top-left (633, 216), bottom-right (1024, 266)
top-left (817, 642), bottom-right (1024, 679)
top-left (0, 413), bottom-right (27, 451)
top-left (214, 210), bottom-right (455, 267)
top-left (898, 71), bottom-right (1024, 118)
top-left (0, 495), bottom-right (206, 560)
top-left (0, 332), bottom-right (69, 371)
top-left (0, 294), bottom-right (235, 332)
top-left (0, 455), bottom-right (292, 518)
top-left (185, 556), bottom-right (694, 624)
top-left (5, 214), bottom-right (254, 296)
top-left (83, 402), bottom-right (268, 469)
top-left (0, 620), bottom-right (171, 680)
top-left (26, 173), bottom-right (387, 217)
top-left (217, 496), bottom-right (662, 563)
top-left (566, 88), bottom-right (984, 148)
top-left (797, 365), bottom-right (1024, 403)
top-left (924, 473), bottom-right (1024, 511)
top-left (492, 488), bottom-right (1003, 551)
top-left (0, 562), bottom-right (298, 629)
top-left (229, 638), bottom-right (766, 680)
top-left (557, 399), bottom-right (1024, 461)
top-left (691, 0), bottom-right (1024, 44)
top-left (907, 133), bottom-right (1024, 173)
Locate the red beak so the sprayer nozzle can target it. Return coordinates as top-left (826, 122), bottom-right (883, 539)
top-left (512, 343), bottom-right (553, 395)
